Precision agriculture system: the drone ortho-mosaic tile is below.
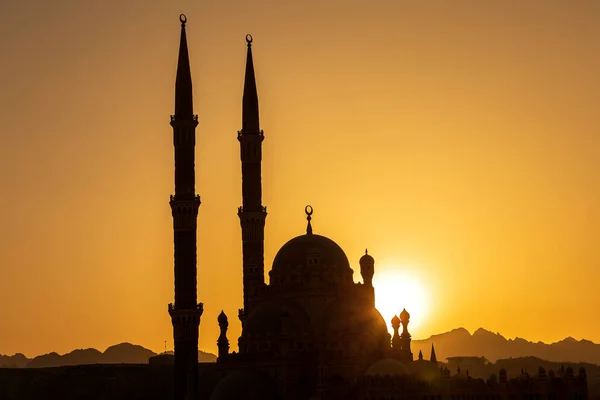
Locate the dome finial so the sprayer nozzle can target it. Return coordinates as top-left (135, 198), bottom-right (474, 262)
top-left (179, 14), bottom-right (187, 27)
top-left (365, 248), bottom-right (368, 255)
top-left (305, 205), bottom-right (313, 235)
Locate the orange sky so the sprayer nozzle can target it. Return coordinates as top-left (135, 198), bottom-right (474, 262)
top-left (0, 0), bottom-right (599, 357)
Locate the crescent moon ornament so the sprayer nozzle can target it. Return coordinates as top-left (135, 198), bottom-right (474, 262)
top-left (305, 205), bottom-right (313, 216)
top-left (180, 14), bottom-right (187, 24)
top-left (246, 34), bottom-right (253, 44)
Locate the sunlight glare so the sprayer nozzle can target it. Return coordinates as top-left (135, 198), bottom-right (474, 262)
top-left (372, 265), bottom-right (430, 336)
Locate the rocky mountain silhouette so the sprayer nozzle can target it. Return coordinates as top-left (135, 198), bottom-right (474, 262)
top-left (3, 329), bottom-right (598, 369)
top-left (0, 343), bottom-right (216, 368)
top-left (412, 327), bottom-right (600, 364)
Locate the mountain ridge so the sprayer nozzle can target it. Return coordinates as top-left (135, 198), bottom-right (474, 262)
top-left (0, 342), bottom-right (217, 368)
top-left (3, 328), bottom-right (600, 368)
top-left (412, 327), bottom-right (600, 365)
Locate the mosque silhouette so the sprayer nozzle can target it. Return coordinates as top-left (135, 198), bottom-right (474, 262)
top-left (166, 15), bottom-right (589, 400)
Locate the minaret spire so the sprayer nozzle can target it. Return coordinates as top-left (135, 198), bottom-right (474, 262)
top-left (175, 14), bottom-right (193, 119)
top-left (168, 14), bottom-right (202, 400)
top-left (238, 34), bottom-right (267, 325)
top-left (242, 34), bottom-right (260, 135)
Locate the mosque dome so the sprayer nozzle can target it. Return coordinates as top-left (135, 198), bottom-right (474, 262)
top-left (209, 370), bottom-right (281, 400)
top-left (272, 234), bottom-right (351, 272)
top-left (365, 358), bottom-right (410, 377)
top-left (271, 206), bottom-right (352, 274)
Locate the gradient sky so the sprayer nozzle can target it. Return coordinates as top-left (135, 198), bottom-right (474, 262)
top-left (0, 0), bottom-right (599, 357)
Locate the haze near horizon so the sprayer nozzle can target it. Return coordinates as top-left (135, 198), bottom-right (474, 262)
top-left (0, 0), bottom-right (598, 357)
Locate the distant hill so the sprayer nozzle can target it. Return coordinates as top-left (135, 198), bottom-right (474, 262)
top-left (162, 350), bottom-right (217, 363)
top-left (0, 343), bottom-right (216, 368)
top-left (0, 353), bottom-right (29, 368)
top-left (413, 327), bottom-right (600, 365)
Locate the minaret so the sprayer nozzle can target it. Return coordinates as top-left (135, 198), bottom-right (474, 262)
top-left (237, 34), bottom-right (267, 321)
top-left (168, 14), bottom-right (203, 400)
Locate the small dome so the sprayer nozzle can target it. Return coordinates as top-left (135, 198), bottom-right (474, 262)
top-left (210, 370), bottom-right (281, 400)
top-left (218, 310), bottom-right (228, 324)
top-left (400, 308), bottom-right (410, 322)
top-left (391, 315), bottom-right (400, 326)
top-left (272, 234), bottom-right (351, 271)
top-left (365, 358), bottom-right (410, 377)
top-left (359, 249), bottom-right (374, 265)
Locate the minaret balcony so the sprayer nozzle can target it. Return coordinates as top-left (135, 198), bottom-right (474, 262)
top-left (170, 194), bottom-right (201, 204)
top-left (238, 205), bottom-right (267, 214)
top-left (170, 114), bottom-right (199, 123)
top-left (168, 302), bottom-right (204, 315)
top-left (237, 129), bottom-right (264, 138)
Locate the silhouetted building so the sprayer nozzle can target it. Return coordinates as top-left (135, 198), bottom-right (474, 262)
top-left (166, 16), bottom-right (589, 400)
top-left (168, 14), bottom-right (203, 400)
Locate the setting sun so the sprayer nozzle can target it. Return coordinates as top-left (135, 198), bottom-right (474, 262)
top-left (373, 264), bottom-right (430, 337)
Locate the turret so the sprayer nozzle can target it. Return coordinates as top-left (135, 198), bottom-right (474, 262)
top-left (217, 311), bottom-right (230, 361)
top-left (391, 315), bottom-right (402, 354)
top-left (399, 308), bottom-right (413, 361)
top-left (359, 249), bottom-right (375, 306)
top-left (359, 249), bottom-right (374, 286)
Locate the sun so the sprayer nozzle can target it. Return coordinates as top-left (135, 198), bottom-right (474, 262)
top-left (372, 266), bottom-right (430, 336)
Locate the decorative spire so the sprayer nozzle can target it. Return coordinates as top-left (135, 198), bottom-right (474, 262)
top-left (174, 14), bottom-right (194, 119)
top-left (305, 205), bottom-right (313, 235)
top-left (241, 34), bottom-right (260, 135)
top-left (418, 350), bottom-right (423, 360)
top-left (430, 344), bottom-right (438, 364)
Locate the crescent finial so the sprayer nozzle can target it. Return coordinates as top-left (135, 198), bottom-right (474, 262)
top-left (305, 205), bottom-right (313, 235)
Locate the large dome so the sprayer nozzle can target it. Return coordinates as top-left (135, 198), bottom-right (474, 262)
top-left (272, 234), bottom-right (351, 271)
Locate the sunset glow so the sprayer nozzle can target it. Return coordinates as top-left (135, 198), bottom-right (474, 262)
top-left (0, 1), bottom-right (599, 359)
top-left (373, 264), bottom-right (430, 336)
